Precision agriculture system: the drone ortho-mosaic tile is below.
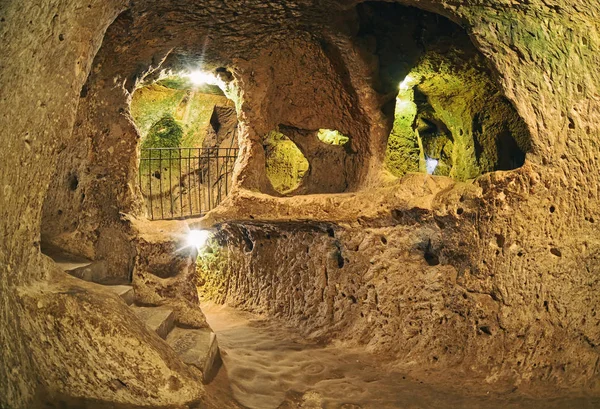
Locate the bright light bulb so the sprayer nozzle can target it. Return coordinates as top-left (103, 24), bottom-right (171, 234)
top-left (425, 157), bottom-right (439, 175)
top-left (187, 230), bottom-right (211, 250)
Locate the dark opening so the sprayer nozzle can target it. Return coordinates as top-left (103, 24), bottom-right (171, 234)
top-left (68, 174), bottom-right (79, 191)
top-left (358, 2), bottom-right (531, 180)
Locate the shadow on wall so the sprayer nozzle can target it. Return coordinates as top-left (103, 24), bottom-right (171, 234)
top-left (357, 2), bottom-right (531, 181)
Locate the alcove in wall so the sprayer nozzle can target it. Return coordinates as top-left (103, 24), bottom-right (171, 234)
top-left (358, 2), bottom-right (531, 181)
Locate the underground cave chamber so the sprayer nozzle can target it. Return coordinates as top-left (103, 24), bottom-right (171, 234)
top-left (257, 2), bottom-right (533, 198)
top-left (4, 0), bottom-right (600, 409)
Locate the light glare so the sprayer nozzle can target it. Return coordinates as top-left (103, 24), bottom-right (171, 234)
top-left (187, 229), bottom-right (211, 250)
top-left (395, 99), bottom-right (413, 109)
top-left (425, 157), bottom-right (439, 175)
top-left (399, 74), bottom-right (415, 91)
top-left (187, 70), bottom-right (221, 86)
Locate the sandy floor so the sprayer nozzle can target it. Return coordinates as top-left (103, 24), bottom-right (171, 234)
top-left (201, 302), bottom-right (600, 409)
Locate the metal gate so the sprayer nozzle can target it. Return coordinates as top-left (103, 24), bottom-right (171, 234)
top-left (139, 147), bottom-right (238, 220)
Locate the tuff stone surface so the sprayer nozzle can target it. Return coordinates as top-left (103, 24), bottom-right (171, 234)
top-left (166, 327), bottom-right (220, 383)
top-left (198, 167), bottom-right (600, 394)
top-left (131, 305), bottom-right (176, 339)
top-left (129, 216), bottom-right (210, 331)
top-left (2, 0), bottom-right (600, 408)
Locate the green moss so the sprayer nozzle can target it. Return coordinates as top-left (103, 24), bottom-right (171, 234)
top-left (179, 92), bottom-right (230, 147)
top-left (196, 242), bottom-right (229, 303)
top-left (416, 52), bottom-right (529, 179)
top-left (155, 76), bottom-right (193, 90)
top-left (133, 77), bottom-right (238, 217)
top-left (130, 81), bottom-right (233, 148)
top-left (384, 50), bottom-right (530, 181)
top-left (156, 76), bottom-right (226, 95)
top-left (264, 131), bottom-right (309, 194)
top-left (317, 129), bottom-right (349, 145)
top-left (139, 114), bottom-right (183, 183)
top-left (384, 94), bottom-right (420, 177)
top-left (131, 85), bottom-right (187, 139)
top-left (142, 114), bottom-right (183, 149)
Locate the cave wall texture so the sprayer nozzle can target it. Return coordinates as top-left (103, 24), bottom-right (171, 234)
top-left (200, 0), bottom-right (600, 396)
top-left (1, 0), bottom-right (600, 408)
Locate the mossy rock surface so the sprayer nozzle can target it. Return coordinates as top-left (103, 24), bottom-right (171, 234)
top-left (142, 114), bottom-right (183, 149)
top-left (365, 4), bottom-right (530, 181)
top-left (384, 96), bottom-right (420, 177)
top-left (197, 241), bottom-right (229, 303)
top-left (384, 50), bottom-right (530, 181)
top-left (131, 82), bottom-right (232, 148)
top-left (263, 131), bottom-right (309, 194)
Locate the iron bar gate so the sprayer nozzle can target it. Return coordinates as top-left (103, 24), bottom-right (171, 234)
top-left (139, 147), bottom-right (238, 220)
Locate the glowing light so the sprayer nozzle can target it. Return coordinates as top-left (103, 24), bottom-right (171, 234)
top-left (187, 230), bottom-right (211, 250)
top-left (425, 157), bottom-right (439, 175)
top-left (187, 70), bottom-right (221, 86)
top-left (399, 74), bottom-right (416, 91)
top-left (395, 99), bottom-right (413, 109)
top-left (317, 129), bottom-right (349, 146)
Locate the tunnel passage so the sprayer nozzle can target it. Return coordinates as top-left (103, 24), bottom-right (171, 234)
top-left (358, 3), bottom-right (531, 181)
top-left (8, 0), bottom-right (600, 406)
top-left (131, 71), bottom-right (239, 219)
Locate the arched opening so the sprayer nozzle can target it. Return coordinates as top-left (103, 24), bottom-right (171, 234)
top-left (131, 70), bottom-right (239, 220)
top-left (263, 130), bottom-right (310, 195)
top-left (261, 127), bottom-right (352, 196)
top-left (357, 2), bottom-right (531, 181)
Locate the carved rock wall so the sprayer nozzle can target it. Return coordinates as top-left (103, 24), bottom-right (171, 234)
top-left (2, 0), bottom-right (600, 407)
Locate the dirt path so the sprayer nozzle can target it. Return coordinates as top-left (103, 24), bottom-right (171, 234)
top-left (201, 302), bottom-right (599, 409)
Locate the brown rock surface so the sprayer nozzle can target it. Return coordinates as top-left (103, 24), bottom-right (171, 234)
top-left (130, 216), bottom-right (210, 330)
top-left (2, 0), bottom-right (600, 408)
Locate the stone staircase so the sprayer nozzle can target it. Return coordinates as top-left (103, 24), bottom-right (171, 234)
top-left (43, 247), bottom-right (220, 383)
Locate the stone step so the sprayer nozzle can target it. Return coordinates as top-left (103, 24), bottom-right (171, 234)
top-left (42, 247), bottom-right (122, 284)
top-left (130, 306), bottom-right (175, 339)
top-left (105, 285), bottom-right (134, 305)
top-left (43, 247), bottom-right (93, 272)
top-left (68, 260), bottom-right (109, 283)
top-left (166, 327), bottom-right (220, 383)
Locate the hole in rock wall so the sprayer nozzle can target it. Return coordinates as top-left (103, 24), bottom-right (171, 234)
top-left (67, 173), bottom-right (79, 191)
top-left (358, 3), bottom-right (531, 181)
top-left (262, 127), bottom-right (352, 196)
top-left (263, 130), bottom-right (310, 195)
top-left (317, 129), bottom-right (350, 146)
top-left (130, 70), bottom-right (239, 219)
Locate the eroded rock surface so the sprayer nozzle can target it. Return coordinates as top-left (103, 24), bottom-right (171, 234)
top-left (2, 0), bottom-right (600, 408)
top-left (198, 167), bottom-right (600, 394)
